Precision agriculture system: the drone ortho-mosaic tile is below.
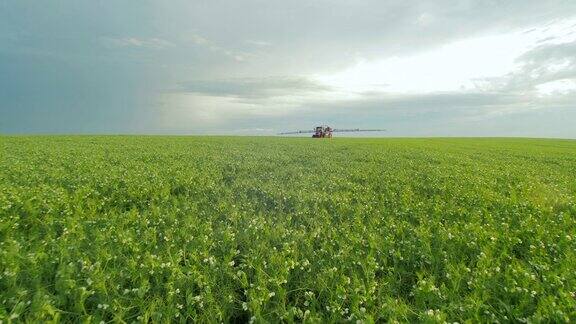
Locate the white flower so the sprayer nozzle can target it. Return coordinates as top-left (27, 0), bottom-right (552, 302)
top-left (268, 292), bottom-right (276, 297)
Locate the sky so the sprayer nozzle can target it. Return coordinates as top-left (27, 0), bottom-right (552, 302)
top-left (1, 0), bottom-right (576, 137)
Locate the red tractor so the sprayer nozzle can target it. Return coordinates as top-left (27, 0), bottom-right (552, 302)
top-left (312, 125), bottom-right (333, 138)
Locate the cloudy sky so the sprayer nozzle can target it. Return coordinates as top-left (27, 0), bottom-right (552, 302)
top-left (1, 0), bottom-right (576, 137)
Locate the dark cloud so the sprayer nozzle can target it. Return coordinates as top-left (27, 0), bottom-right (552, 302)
top-left (161, 0), bottom-right (576, 75)
top-left (515, 41), bottom-right (576, 82)
top-left (475, 40), bottom-right (576, 92)
top-left (178, 76), bottom-right (332, 99)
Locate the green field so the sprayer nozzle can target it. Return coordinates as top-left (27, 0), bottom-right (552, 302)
top-left (1, 136), bottom-right (575, 323)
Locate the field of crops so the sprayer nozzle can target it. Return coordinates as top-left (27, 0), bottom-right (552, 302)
top-left (1, 136), bottom-right (575, 323)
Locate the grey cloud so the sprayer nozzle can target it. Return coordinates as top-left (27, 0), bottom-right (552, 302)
top-left (187, 32), bottom-right (248, 62)
top-left (136, 0), bottom-right (576, 76)
top-left (100, 37), bottom-right (175, 50)
top-left (304, 92), bottom-right (529, 124)
top-left (517, 41), bottom-right (576, 78)
top-left (178, 76), bottom-right (332, 99)
top-left (157, 89), bottom-right (576, 137)
top-left (4, 1), bottom-right (575, 76)
top-left (245, 40), bottom-right (272, 47)
top-left (475, 40), bottom-right (576, 93)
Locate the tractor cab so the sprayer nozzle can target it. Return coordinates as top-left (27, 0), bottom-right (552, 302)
top-left (312, 125), bottom-right (333, 138)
